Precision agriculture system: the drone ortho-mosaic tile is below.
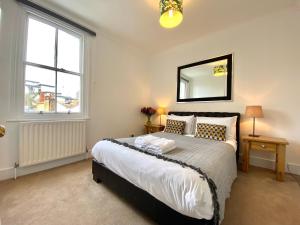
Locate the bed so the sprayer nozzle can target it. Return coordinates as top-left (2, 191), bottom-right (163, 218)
top-left (92, 112), bottom-right (240, 225)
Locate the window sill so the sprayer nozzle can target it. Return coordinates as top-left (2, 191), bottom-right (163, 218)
top-left (6, 117), bottom-right (90, 123)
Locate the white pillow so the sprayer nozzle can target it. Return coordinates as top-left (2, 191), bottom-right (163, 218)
top-left (195, 116), bottom-right (237, 142)
top-left (166, 115), bottom-right (195, 135)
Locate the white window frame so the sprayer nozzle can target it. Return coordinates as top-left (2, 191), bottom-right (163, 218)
top-left (180, 77), bottom-right (190, 99)
top-left (12, 6), bottom-right (90, 121)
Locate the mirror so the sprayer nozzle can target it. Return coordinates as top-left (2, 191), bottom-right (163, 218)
top-left (177, 54), bottom-right (232, 102)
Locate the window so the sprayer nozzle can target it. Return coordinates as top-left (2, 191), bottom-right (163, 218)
top-left (24, 15), bottom-right (83, 114)
top-left (180, 78), bottom-right (190, 99)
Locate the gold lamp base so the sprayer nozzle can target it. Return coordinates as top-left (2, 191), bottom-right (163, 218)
top-left (249, 134), bottom-right (260, 137)
top-left (248, 116), bottom-right (261, 138)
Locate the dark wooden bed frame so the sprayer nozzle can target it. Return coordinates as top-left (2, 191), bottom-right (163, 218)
top-left (92, 112), bottom-right (240, 225)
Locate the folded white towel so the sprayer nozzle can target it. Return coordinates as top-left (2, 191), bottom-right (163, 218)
top-left (134, 135), bottom-right (160, 148)
top-left (134, 135), bottom-right (176, 154)
top-left (147, 138), bottom-right (175, 151)
top-left (146, 144), bottom-right (176, 154)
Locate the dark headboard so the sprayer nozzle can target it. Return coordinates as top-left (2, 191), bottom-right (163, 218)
top-left (168, 111), bottom-right (241, 162)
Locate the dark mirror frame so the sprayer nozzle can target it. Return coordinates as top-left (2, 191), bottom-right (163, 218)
top-left (177, 54), bottom-right (233, 102)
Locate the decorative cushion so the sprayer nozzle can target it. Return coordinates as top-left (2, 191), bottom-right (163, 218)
top-left (167, 115), bottom-right (195, 134)
top-left (164, 119), bottom-right (186, 135)
top-left (195, 116), bottom-right (237, 142)
top-left (195, 123), bottom-right (226, 141)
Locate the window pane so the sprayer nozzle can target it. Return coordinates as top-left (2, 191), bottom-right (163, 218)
top-left (180, 79), bottom-right (189, 99)
top-left (180, 82), bottom-right (186, 99)
top-left (25, 65), bottom-right (56, 113)
top-left (26, 18), bottom-right (56, 66)
top-left (57, 30), bottom-right (81, 73)
top-left (57, 72), bottom-right (80, 113)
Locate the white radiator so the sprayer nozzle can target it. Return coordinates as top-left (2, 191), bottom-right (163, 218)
top-left (19, 120), bottom-right (86, 167)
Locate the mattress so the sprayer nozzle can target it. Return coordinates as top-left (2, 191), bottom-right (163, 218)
top-left (92, 132), bottom-right (237, 221)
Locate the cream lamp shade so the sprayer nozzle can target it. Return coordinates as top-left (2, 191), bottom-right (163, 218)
top-left (157, 107), bottom-right (167, 126)
top-left (245, 105), bottom-right (264, 137)
top-left (157, 107), bottom-right (167, 115)
top-left (245, 106), bottom-right (264, 118)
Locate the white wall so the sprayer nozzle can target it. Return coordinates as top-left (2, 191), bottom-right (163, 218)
top-left (0, 0), bottom-right (21, 180)
top-left (86, 32), bottom-right (150, 148)
top-left (148, 7), bottom-right (300, 173)
top-left (0, 0), bottom-right (150, 180)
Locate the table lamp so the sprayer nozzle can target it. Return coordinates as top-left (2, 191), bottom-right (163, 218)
top-left (157, 108), bottom-right (167, 126)
top-left (245, 106), bottom-right (264, 137)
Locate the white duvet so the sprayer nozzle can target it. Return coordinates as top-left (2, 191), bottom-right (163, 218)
top-left (92, 140), bottom-right (214, 220)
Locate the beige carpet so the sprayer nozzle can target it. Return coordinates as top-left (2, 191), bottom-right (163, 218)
top-left (0, 160), bottom-right (299, 225)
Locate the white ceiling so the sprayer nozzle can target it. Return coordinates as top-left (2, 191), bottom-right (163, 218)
top-left (40, 0), bottom-right (297, 53)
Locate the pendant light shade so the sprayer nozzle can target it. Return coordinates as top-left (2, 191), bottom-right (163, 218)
top-left (160, 0), bottom-right (183, 29)
top-left (213, 65), bottom-right (227, 77)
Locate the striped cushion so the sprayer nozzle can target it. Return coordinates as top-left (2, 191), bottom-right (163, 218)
top-left (164, 119), bottom-right (186, 135)
top-left (195, 123), bottom-right (226, 141)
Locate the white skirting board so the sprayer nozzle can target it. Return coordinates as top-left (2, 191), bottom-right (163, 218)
top-left (0, 153), bottom-right (87, 181)
top-left (1, 153), bottom-right (299, 181)
top-left (239, 154), bottom-right (300, 176)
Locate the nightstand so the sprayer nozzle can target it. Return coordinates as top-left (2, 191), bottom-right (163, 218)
top-left (144, 124), bottom-right (165, 134)
top-left (242, 135), bottom-right (289, 181)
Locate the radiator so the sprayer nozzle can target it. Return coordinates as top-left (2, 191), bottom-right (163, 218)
top-left (19, 120), bottom-right (86, 167)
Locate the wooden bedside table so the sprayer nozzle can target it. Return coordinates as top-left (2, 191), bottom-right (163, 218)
top-left (144, 124), bottom-right (165, 134)
top-left (242, 135), bottom-right (289, 181)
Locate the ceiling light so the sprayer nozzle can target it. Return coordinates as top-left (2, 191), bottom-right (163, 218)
top-left (213, 65), bottom-right (227, 77)
top-left (159, 0), bottom-right (183, 29)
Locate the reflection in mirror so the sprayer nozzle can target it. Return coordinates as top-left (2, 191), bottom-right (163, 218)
top-left (177, 54), bottom-right (232, 102)
top-left (180, 59), bottom-right (228, 98)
